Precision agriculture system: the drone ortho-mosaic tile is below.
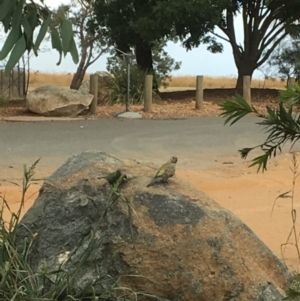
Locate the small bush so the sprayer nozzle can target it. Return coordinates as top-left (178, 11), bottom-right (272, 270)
top-left (105, 60), bottom-right (161, 105)
top-left (105, 42), bottom-right (181, 105)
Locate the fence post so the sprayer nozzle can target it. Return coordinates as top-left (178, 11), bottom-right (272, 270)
top-left (89, 73), bottom-right (98, 114)
top-left (287, 77), bottom-right (295, 88)
top-left (195, 75), bottom-right (204, 109)
top-left (243, 75), bottom-right (251, 104)
top-left (144, 74), bottom-right (153, 112)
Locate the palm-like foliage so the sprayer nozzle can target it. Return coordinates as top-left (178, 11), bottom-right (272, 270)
top-left (219, 83), bottom-right (300, 172)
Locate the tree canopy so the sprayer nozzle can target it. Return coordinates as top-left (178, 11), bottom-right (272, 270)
top-left (92, 0), bottom-right (226, 74)
top-left (0, 0), bottom-right (79, 75)
top-left (1, 0), bottom-right (300, 83)
top-left (93, 0), bottom-right (300, 92)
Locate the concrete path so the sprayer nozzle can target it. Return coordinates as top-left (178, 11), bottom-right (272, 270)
top-left (0, 117), bottom-right (298, 173)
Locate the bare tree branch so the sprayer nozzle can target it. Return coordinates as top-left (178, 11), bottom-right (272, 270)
top-left (88, 47), bottom-right (108, 66)
top-left (257, 9), bottom-right (276, 41)
top-left (242, 6), bottom-right (250, 56)
top-left (209, 31), bottom-right (230, 43)
top-left (259, 20), bottom-right (285, 50)
top-left (256, 33), bottom-right (288, 67)
top-left (217, 11), bottom-right (243, 64)
top-left (259, 24), bottom-right (286, 51)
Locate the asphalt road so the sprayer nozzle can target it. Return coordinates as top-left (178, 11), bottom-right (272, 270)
top-left (0, 116), bottom-right (298, 173)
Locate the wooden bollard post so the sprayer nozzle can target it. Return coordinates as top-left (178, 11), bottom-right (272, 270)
top-left (144, 74), bottom-right (153, 112)
top-left (89, 73), bottom-right (98, 114)
top-left (195, 75), bottom-right (204, 109)
top-left (243, 75), bottom-right (251, 104)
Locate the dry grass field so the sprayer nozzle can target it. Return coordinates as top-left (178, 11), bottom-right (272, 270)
top-left (28, 71), bottom-right (287, 90)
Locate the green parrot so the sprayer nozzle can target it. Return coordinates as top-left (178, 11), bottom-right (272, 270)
top-left (99, 169), bottom-right (127, 186)
top-left (146, 156), bottom-right (178, 187)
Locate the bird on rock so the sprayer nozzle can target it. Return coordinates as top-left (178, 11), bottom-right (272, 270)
top-left (99, 169), bottom-right (127, 186)
top-left (146, 156), bottom-right (178, 187)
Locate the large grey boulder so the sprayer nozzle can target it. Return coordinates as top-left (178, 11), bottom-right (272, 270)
top-left (26, 86), bottom-right (93, 116)
top-left (16, 151), bottom-right (291, 301)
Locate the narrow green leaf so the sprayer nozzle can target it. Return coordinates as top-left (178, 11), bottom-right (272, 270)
top-left (0, 25), bottom-right (22, 60)
top-left (239, 147), bottom-right (253, 159)
top-left (26, 5), bottom-right (38, 29)
top-left (0, 0), bottom-right (16, 22)
top-left (50, 26), bottom-right (63, 65)
top-left (266, 106), bottom-right (276, 120)
top-left (219, 97), bottom-right (255, 126)
top-left (23, 17), bottom-right (33, 48)
top-left (4, 35), bottom-right (26, 75)
top-left (2, 12), bottom-right (11, 32)
top-left (248, 154), bottom-right (268, 173)
top-left (60, 19), bottom-right (73, 55)
top-left (11, 0), bottom-right (23, 29)
top-left (69, 36), bottom-right (79, 64)
top-left (33, 16), bottom-right (51, 54)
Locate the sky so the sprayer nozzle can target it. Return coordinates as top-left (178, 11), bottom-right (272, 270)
top-left (10, 0), bottom-right (265, 78)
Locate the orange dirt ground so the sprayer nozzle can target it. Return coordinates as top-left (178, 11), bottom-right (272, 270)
top-left (1, 152), bottom-right (300, 273)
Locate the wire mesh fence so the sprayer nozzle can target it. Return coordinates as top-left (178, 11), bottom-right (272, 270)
top-left (0, 65), bottom-right (26, 100)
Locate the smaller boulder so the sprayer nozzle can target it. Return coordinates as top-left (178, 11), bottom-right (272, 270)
top-left (79, 71), bottom-right (114, 104)
top-left (26, 86), bottom-right (93, 117)
top-left (78, 81), bottom-right (90, 94)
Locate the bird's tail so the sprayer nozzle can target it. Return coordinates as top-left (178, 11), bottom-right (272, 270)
top-left (146, 178), bottom-right (157, 187)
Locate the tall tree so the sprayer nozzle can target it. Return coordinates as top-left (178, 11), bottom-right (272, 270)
top-left (210, 0), bottom-right (300, 92)
top-left (0, 0), bottom-right (78, 74)
top-left (93, 0), bottom-right (225, 80)
top-left (53, 0), bottom-right (110, 90)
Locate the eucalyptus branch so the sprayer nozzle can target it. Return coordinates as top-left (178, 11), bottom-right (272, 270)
top-left (209, 31), bottom-right (230, 43)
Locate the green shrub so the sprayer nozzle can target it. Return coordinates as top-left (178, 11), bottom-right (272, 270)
top-left (105, 42), bottom-right (181, 105)
top-left (105, 59), bottom-right (161, 105)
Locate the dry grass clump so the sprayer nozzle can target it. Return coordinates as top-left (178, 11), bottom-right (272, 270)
top-left (165, 75), bottom-right (286, 89)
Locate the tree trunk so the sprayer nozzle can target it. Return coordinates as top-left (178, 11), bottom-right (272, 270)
top-left (70, 47), bottom-right (88, 90)
top-left (70, 61), bottom-right (89, 90)
top-left (235, 62), bottom-right (256, 95)
top-left (135, 39), bottom-right (159, 93)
